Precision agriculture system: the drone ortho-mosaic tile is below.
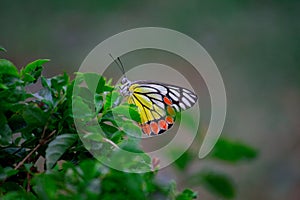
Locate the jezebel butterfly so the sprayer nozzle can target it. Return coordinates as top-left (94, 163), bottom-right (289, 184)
top-left (112, 55), bottom-right (198, 136)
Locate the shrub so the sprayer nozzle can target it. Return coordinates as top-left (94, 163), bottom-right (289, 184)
top-left (0, 48), bottom-right (257, 199)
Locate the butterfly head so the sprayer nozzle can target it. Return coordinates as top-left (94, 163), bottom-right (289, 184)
top-left (119, 77), bottom-right (132, 96)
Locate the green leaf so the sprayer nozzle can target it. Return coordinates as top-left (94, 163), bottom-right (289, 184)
top-left (110, 130), bottom-right (125, 143)
top-left (0, 113), bottom-right (12, 145)
top-left (176, 189), bottom-right (197, 200)
top-left (32, 172), bottom-right (60, 199)
top-left (111, 104), bottom-right (141, 123)
top-left (41, 76), bottom-right (50, 89)
top-left (128, 104), bottom-right (141, 123)
top-left (50, 72), bottom-right (69, 94)
top-left (0, 59), bottom-right (19, 77)
top-left (94, 93), bottom-right (104, 113)
top-left (100, 122), bottom-right (119, 134)
top-left (77, 87), bottom-right (94, 108)
top-left (119, 138), bottom-right (143, 153)
top-left (22, 104), bottom-right (49, 127)
top-left (209, 137), bottom-right (258, 163)
top-left (82, 130), bottom-right (104, 142)
top-left (21, 59), bottom-right (49, 84)
top-left (24, 163), bottom-right (33, 173)
top-left (7, 107), bottom-right (27, 133)
top-left (190, 171), bottom-right (235, 199)
top-left (76, 159), bottom-right (102, 180)
top-left (45, 134), bottom-right (78, 169)
top-left (0, 46), bottom-right (7, 52)
top-left (2, 191), bottom-right (37, 200)
top-left (119, 120), bottom-right (142, 138)
top-left (83, 73), bottom-right (106, 94)
top-left (103, 91), bottom-right (122, 112)
top-left (21, 59), bottom-right (49, 76)
top-left (0, 166), bottom-right (19, 181)
top-left (107, 149), bottom-right (152, 173)
top-left (173, 150), bottom-right (194, 170)
top-left (72, 96), bottom-right (94, 120)
top-left (0, 83), bottom-right (8, 89)
top-left (39, 73), bottom-right (69, 105)
top-left (103, 84), bottom-right (114, 92)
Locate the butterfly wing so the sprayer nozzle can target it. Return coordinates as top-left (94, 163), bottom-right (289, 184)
top-left (127, 80), bottom-right (197, 135)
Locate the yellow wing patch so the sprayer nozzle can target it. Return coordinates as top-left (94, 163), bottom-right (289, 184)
top-left (123, 81), bottom-right (197, 135)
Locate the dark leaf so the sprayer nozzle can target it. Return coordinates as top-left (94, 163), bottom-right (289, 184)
top-left (22, 104), bottom-right (49, 127)
top-left (32, 172), bottom-right (60, 199)
top-left (0, 181), bottom-right (22, 194)
top-left (189, 171), bottom-right (235, 199)
top-left (0, 113), bottom-right (12, 145)
top-left (8, 110), bottom-right (27, 132)
top-left (173, 150), bottom-right (194, 170)
top-left (2, 191), bottom-right (37, 200)
top-left (45, 134), bottom-right (78, 169)
top-left (209, 137), bottom-right (258, 163)
top-left (100, 122), bottom-right (119, 135)
top-left (110, 130), bottom-right (125, 143)
top-left (0, 166), bottom-right (18, 181)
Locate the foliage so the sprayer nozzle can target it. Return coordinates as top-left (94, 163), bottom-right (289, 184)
top-left (170, 137), bottom-right (257, 199)
top-left (0, 49), bottom-right (257, 199)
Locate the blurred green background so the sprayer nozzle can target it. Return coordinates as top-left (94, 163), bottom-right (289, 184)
top-left (1, 0), bottom-right (299, 199)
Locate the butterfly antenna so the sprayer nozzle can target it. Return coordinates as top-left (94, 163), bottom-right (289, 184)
top-left (117, 57), bottom-right (126, 76)
top-left (109, 53), bottom-right (126, 77)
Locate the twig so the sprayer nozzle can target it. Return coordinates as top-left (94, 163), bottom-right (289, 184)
top-left (102, 138), bottom-right (120, 150)
top-left (15, 130), bottom-right (56, 170)
top-left (40, 122), bottom-right (49, 139)
top-left (14, 144), bottom-right (41, 170)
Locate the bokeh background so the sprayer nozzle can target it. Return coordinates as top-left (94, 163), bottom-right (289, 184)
top-left (1, 0), bottom-right (299, 199)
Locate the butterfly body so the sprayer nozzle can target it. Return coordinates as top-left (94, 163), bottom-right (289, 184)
top-left (119, 77), bottom-right (198, 136)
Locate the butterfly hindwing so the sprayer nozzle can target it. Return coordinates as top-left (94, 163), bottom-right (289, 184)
top-left (126, 80), bottom-right (197, 136)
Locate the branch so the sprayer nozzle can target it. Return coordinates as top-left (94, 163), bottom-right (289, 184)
top-left (15, 130), bottom-right (56, 170)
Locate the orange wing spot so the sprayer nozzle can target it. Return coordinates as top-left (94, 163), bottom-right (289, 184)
top-left (150, 122), bottom-right (159, 135)
top-left (142, 124), bottom-right (151, 135)
top-left (163, 97), bottom-right (172, 105)
top-left (167, 106), bottom-right (175, 116)
top-left (165, 116), bottom-right (174, 124)
top-left (158, 120), bottom-right (167, 130)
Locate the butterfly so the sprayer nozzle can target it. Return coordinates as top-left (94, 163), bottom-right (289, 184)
top-left (111, 55), bottom-right (198, 136)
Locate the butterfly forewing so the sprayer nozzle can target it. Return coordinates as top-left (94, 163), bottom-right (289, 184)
top-left (125, 80), bottom-right (197, 136)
